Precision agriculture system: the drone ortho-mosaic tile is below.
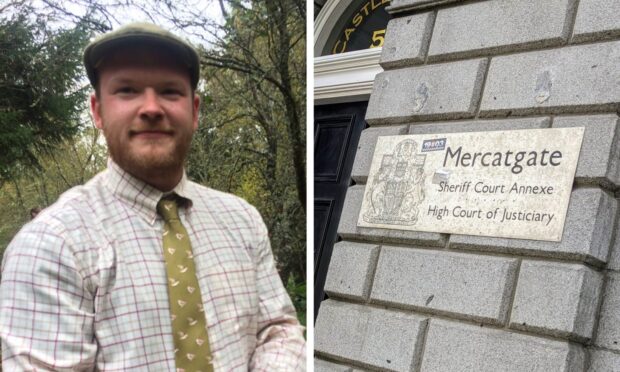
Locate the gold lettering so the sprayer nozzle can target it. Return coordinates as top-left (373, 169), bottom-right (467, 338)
top-left (370, 29), bottom-right (386, 48)
top-left (352, 13), bottom-right (363, 27)
top-left (332, 0), bottom-right (391, 54)
top-left (344, 28), bottom-right (355, 41)
top-left (361, 2), bottom-right (371, 16)
top-left (332, 40), bottom-right (347, 54)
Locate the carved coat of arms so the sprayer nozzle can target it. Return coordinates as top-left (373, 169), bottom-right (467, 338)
top-left (363, 139), bottom-right (426, 225)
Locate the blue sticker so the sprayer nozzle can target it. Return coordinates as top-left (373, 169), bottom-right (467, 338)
top-left (421, 138), bottom-right (446, 152)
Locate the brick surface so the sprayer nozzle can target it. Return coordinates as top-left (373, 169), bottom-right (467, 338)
top-left (338, 185), bottom-right (446, 246)
top-left (510, 261), bottom-right (603, 341)
top-left (421, 319), bottom-right (586, 371)
top-left (587, 349), bottom-right (620, 372)
top-left (380, 12), bottom-right (434, 68)
top-left (366, 59), bottom-right (487, 125)
top-left (573, 0), bottom-right (620, 42)
top-left (315, 359), bottom-right (353, 372)
top-left (594, 273), bottom-right (620, 351)
top-left (480, 41), bottom-right (620, 116)
top-left (371, 246), bottom-right (517, 324)
top-left (428, 0), bottom-right (575, 60)
top-left (315, 300), bottom-right (428, 371)
top-left (324, 241), bottom-right (380, 301)
top-left (449, 188), bottom-right (617, 265)
top-left (352, 125), bottom-right (408, 184)
top-left (553, 115), bottom-right (620, 187)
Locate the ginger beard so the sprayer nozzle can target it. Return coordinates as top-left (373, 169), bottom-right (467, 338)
top-left (99, 109), bottom-right (195, 181)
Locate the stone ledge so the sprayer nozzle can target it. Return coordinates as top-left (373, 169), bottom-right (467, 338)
top-left (587, 349), bottom-right (620, 371)
top-left (371, 246), bottom-right (518, 325)
top-left (607, 223), bottom-right (620, 271)
top-left (553, 114), bottom-right (620, 189)
top-left (594, 272), bottom-right (620, 352)
top-left (421, 319), bottom-right (586, 371)
top-left (366, 59), bottom-right (488, 125)
top-left (449, 187), bottom-right (617, 265)
top-left (428, 0), bottom-right (575, 62)
top-left (480, 41), bottom-right (620, 117)
top-left (324, 241), bottom-right (380, 301)
top-left (387, 0), bottom-right (464, 14)
top-left (314, 359), bottom-right (354, 372)
top-left (572, 0), bottom-right (620, 43)
top-left (509, 261), bottom-right (603, 342)
top-left (315, 300), bottom-right (428, 371)
top-left (380, 12), bottom-right (434, 69)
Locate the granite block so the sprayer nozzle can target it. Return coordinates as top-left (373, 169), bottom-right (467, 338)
top-left (594, 273), bottom-right (620, 351)
top-left (366, 59), bottom-right (487, 124)
top-left (553, 114), bottom-right (620, 187)
top-left (449, 188), bottom-right (617, 265)
top-left (429, 0), bottom-right (575, 60)
top-left (380, 12), bottom-right (434, 68)
top-left (315, 300), bottom-right (428, 371)
top-left (510, 261), bottom-right (603, 341)
top-left (371, 246), bottom-right (518, 324)
top-left (421, 319), bottom-right (586, 371)
top-left (324, 241), bottom-right (380, 301)
top-left (573, 0), bottom-right (620, 42)
top-left (480, 41), bottom-right (620, 116)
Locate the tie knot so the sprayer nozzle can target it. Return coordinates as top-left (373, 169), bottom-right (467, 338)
top-left (157, 196), bottom-right (180, 222)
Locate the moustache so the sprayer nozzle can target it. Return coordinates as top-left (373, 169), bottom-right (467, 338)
top-left (129, 128), bottom-right (174, 136)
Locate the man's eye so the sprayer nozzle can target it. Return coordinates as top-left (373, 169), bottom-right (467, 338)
top-left (162, 89), bottom-right (182, 96)
top-left (116, 87), bottom-right (136, 94)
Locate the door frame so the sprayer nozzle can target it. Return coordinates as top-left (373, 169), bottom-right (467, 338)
top-left (314, 0), bottom-right (384, 105)
top-left (313, 102), bottom-right (368, 321)
top-left (313, 0), bottom-right (385, 319)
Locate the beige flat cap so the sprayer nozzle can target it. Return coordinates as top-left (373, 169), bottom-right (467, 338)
top-left (83, 22), bottom-right (200, 89)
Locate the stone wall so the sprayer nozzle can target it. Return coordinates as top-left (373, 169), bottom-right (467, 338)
top-left (314, 0), bottom-right (620, 370)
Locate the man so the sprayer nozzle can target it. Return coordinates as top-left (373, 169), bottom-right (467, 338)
top-left (0, 23), bottom-right (306, 371)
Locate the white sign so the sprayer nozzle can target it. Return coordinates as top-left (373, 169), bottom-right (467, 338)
top-left (358, 128), bottom-right (585, 241)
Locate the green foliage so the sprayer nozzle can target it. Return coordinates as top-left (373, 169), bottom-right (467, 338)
top-left (187, 0), bottom-right (306, 283)
top-left (0, 11), bottom-right (91, 184)
top-left (0, 2), bottom-right (307, 328)
top-left (0, 128), bottom-right (107, 254)
top-left (286, 274), bottom-right (306, 328)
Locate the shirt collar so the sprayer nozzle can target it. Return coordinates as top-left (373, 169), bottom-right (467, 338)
top-left (103, 158), bottom-right (195, 225)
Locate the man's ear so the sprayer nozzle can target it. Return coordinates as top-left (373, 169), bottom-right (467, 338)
top-left (90, 93), bottom-right (104, 129)
top-left (192, 94), bottom-right (200, 131)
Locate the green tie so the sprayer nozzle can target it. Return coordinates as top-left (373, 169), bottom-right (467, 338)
top-left (157, 196), bottom-right (214, 372)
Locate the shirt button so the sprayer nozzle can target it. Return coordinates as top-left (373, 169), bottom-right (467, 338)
top-left (234, 324), bottom-right (240, 331)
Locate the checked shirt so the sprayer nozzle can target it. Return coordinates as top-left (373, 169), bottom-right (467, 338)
top-left (0, 159), bottom-right (306, 371)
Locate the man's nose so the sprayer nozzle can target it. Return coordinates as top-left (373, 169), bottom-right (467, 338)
top-left (138, 89), bottom-right (164, 121)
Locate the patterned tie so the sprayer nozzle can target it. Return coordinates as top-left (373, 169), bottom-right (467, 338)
top-left (157, 196), bottom-right (214, 372)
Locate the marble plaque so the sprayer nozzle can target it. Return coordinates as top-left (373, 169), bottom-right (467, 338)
top-left (358, 128), bottom-right (584, 241)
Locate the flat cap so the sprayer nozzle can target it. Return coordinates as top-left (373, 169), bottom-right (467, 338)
top-left (83, 22), bottom-right (200, 89)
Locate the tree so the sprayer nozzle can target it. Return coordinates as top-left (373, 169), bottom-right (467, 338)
top-left (182, 1), bottom-right (306, 281)
top-left (0, 8), bottom-right (92, 185)
top-left (0, 128), bottom-right (107, 252)
top-left (0, 0), bottom-right (307, 294)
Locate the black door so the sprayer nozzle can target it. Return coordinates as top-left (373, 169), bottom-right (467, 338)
top-left (314, 101), bottom-right (367, 320)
